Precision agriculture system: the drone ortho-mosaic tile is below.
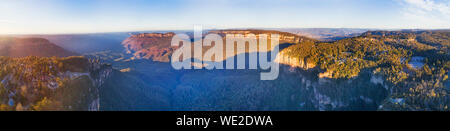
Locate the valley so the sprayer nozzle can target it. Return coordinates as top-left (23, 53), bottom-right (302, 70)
top-left (0, 29), bottom-right (448, 111)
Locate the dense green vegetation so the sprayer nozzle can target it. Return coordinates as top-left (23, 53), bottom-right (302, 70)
top-left (284, 30), bottom-right (450, 110)
top-left (0, 56), bottom-right (99, 111)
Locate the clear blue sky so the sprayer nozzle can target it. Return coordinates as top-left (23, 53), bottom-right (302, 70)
top-left (0, 0), bottom-right (449, 34)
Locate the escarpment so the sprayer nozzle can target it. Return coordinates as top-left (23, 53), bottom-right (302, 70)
top-left (121, 30), bottom-right (317, 62)
top-left (121, 32), bottom-right (176, 62)
top-left (275, 50), bottom-right (317, 70)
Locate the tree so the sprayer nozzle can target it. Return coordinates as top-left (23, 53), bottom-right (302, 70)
top-left (423, 65), bottom-right (433, 76)
top-left (15, 103), bottom-right (24, 111)
top-left (32, 97), bottom-right (53, 111)
top-left (0, 104), bottom-right (12, 111)
top-left (0, 83), bottom-right (6, 100)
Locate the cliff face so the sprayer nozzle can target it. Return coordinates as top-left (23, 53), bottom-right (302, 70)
top-left (88, 59), bottom-right (113, 88)
top-left (121, 33), bottom-right (176, 62)
top-left (83, 59), bottom-right (113, 111)
top-left (318, 71), bottom-right (333, 78)
top-left (275, 50), bottom-right (316, 70)
top-left (121, 30), bottom-right (316, 62)
top-left (208, 29), bottom-right (316, 43)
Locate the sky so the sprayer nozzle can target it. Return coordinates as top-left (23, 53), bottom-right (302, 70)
top-left (0, 0), bottom-right (449, 34)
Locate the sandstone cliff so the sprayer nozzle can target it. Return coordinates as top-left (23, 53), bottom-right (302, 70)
top-left (275, 50), bottom-right (317, 70)
top-left (121, 30), bottom-right (316, 62)
top-left (121, 32), bottom-right (176, 62)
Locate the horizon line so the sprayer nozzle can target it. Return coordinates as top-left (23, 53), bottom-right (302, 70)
top-left (1, 27), bottom-right (449, 35)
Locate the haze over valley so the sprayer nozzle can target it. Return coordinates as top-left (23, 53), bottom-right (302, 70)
top-left (0, 28), bottom-right (448, 111)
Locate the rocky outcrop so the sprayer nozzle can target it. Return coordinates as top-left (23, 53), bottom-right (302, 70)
top-left (58, 59), bottom-right (113, 111)
top-left (208, 29), bottom-right (315, 43)
top-left (90, 66), bottom-right (111, 111)
top-left (88, 59), bottom-right (113, 88)
top-left (318, 71), bottom-right (333, 78)
top-left (275, 50), bottom-right (316, 69)
top-left (121, 32), bottom-right (176, 62)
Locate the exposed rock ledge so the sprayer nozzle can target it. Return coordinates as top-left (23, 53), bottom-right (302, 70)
top-left (318, 71), bottom-right (333, 78)
top-left (275, 50), bottom-right (316, 70)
